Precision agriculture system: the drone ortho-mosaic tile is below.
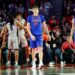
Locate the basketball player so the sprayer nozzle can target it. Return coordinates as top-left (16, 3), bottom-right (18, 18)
top-left (4, 15), bottom-right (19, 67)
top-left (27, 6), bottom-right (50, 69)
top-left (0, 25), bottom-right (8, 65)
top-left (15, 12), bottom-right (30, 64)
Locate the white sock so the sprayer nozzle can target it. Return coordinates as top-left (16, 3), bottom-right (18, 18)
top-left (27, 58), bottom-right (29, 62)
top-left (39, 60), bottom-right (43, 65)
top-left (8, 61), bottom-right (10, 64)
top-left (32, 60), bottom-right (36, 65)
top-left (15, 61), bottom-right (18, 64)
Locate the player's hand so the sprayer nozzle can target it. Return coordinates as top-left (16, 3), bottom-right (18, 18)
top-left (24, 27), bottom-right (27, 30)
top-left (16, 21), bottom-right (19, 25)
top-left (31, 35), bottom-right (36, 41)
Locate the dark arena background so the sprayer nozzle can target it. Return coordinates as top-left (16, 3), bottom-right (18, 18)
top-left (0, 0), bottom-right (75, 75)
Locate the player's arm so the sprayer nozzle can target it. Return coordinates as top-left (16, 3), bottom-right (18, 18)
top-left (69, 19), bottom-right (74, 42)
top-left (43, 22), bottom-right (49, 35)
top-left (70, 19), bottom-right (74, 37)
top-left (26, 16), bottom-right (35, 40)
top-left (24, 21), bottom-right (28, 32)
top-left (3, 26), bottom-right (8, 42)
top-left (43, 22), bottom-right (51, 41)
top-left (27, 22), bottom-right (32, 36)
top-left (1, 25), bottom-right (6, 37)
top-left (16, 21), bottom-right (27, 29)
top-left (1, 26), bottom-right (7, 48)
top-left (27, 22), bottom-right (35, 40)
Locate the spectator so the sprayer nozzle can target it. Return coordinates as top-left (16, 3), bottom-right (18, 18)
top-left (61, 18), bottom-right (71, 42)
top-left (48, 15), bottom-right (59, 31)
top-left (48, 29), bottom-right (64, 66)
top-left (8, 2), bottom-right (17, 16)
top-left (63, 0), bottom-right (72, 16)
top-left (40, 2), bottom-right (52, 19)
top-left (61, 36), bottom-right (75, 63)
top-left (17, 3), bottom-right (24, 14)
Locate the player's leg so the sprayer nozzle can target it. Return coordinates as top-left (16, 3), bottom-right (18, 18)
top-left (36, 36), bottom-right (43, 68)
top-left (13, 37), bottom-right (19, 67)
top-left (30, 39), bottom-right (37, 69)
top-left (20, 37), bottom-right (30, 64)
top-left (38, 46), bottom-right (43, 68)
top-left (6, 49), bottom-right (11, 67)
top-left (31, 48), bottom-right (36, 68)
top-left (25, 46), bottom-right (30, 63)
top-left (6, 38), bottom-right (12, 67)
top-left (14, 49), bottom-right (18, 67)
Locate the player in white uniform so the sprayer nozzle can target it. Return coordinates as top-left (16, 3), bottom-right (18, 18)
top-left (15, 12), bottom-right (30, 64)
top-left (4, 15), bottom-right (19, 67)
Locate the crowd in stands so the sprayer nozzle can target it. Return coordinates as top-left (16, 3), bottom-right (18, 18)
top-left (0, 0), bottom-right (75, 66)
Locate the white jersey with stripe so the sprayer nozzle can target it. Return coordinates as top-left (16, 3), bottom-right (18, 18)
top-left (15, 19), bottom-right (25, 37)
top-left (7, 23), bottom-right (18, 37)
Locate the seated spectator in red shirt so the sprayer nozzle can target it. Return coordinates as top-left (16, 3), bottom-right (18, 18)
top-left (62, 36), bottom-right (75, 52)
top-left (61, 36), bottom-right (75, 63)
top-left (48, 15), bottom-right (59, 31)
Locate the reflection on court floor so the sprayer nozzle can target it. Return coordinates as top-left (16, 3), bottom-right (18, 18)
top-left (0, 65), bottom-right (75, 75)
top-left (1, 68), bottom-right (45, 75)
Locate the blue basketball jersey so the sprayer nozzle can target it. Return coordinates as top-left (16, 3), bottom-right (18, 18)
top-left (27, 15), bottom-right (45, 35)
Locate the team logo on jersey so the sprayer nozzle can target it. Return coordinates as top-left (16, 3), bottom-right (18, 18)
top-left (32, 17), bottom-right (41, 26)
